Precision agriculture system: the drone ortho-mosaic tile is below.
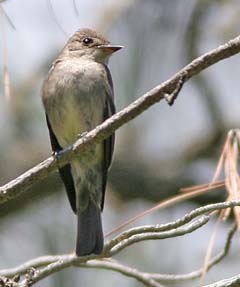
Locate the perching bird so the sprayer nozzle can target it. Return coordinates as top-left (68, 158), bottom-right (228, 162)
top-left (41, 28), bottom-right (123, 256)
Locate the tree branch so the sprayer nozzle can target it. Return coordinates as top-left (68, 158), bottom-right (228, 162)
top-left (145, 223), bottom-right (237, 283)
top-left (1, 35), bottom-right (240, 204)
top-left (0, 201), bottom-right (239, 287)
top-left (202, 274), bottom-right (240, 287)
top-left (104, 200), bottom-right (240, 252)
top-left (108, 215), bottom-right (209, 256)
top-left (0, 215), bottom-right (208, 284)
top-left (82, 259), bottom-right (164, 287)
top-left (85, 222), bottom-right (237, 285)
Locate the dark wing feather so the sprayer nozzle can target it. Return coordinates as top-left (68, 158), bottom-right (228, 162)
top-left (101, 65), bottom-right (116, 210)
top-left (46, 115), bottom-right (77, 213)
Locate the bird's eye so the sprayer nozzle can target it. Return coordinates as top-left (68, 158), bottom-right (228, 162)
top-left (82, 37), bottom-right (93, 45)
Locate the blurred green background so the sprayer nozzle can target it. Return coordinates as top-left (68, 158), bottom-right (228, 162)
top-left (0, 0), bottom-right (240, 286)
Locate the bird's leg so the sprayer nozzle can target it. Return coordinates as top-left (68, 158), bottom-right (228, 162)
top-left (52, 150), bottom-right (63, 160)
top-left (77, 131), bottom-right (88, 139)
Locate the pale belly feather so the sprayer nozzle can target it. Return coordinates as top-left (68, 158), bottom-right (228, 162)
top-left (46, 60), bottom-right (107, 149)
top-left (43, 58), bottom-right (109, 209)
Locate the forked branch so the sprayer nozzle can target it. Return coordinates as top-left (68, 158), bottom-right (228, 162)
top-left (0, 201), bottom-right (239, 287)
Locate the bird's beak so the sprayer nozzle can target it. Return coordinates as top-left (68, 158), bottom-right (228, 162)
top-left (97, 45), bottom-right (124, 54)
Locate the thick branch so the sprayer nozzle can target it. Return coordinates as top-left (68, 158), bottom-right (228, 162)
top-left (1, 35), bottom-right (240, 204)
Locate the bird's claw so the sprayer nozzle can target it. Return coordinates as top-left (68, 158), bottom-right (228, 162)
top-left (52, 150), bottom-right (62, 160)
top-left (77, 131), bottom-right (88, 139)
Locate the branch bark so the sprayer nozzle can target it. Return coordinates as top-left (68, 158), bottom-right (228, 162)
top-left (203, 274), bottom-right (240, 287)
top-left (1, 35), bottom-right (240, 204)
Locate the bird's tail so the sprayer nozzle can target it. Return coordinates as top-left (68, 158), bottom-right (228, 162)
top-left (76, 199), bottom-right (103, 256)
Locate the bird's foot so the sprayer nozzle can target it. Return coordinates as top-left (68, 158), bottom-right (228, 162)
top-left (52, 150), bottom-right (63, 160)
top-left (77, 131), bottom-right (88, 139)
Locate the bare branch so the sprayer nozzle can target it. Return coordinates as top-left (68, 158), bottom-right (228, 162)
top-left (1, 221), bottom-right (236, 287)
top-left (0, 216), bottom-right (209, 282)
top-left (0, 201), bottom-right (238, 287)
top-left (19, 255), bottom-right (78, 287)
top-left (105, 200), bottom-right (240, 251)
top-left (202, 274), bottom-right (240, 287)
top-left (84, 228), bottom-right (238, 287)
top-left (0, 255), bottom-right (68, 277)
top-left (91, 222), bottom-right (236, 285)
top-left (108, 215), bottom-right (209, 256)
top-left (0, 4), bottom-right (11, 101)
top-left (83, 259), bottom-right (164, 287)
top-left (147, 223), bottom-right (237, 283)
top-left (0, 216), bottom-right (207, 286)
top-left (46, 0), bottom-right (68, 36)
top-left (1, 35), bottom-right (240, 205)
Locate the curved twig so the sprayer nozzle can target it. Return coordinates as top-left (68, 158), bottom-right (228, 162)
top-left (108, 215), bottom-right (209, 255)
top-left (104, 200), bottom-right (240, 252)
top-left (0, 201), bottom-right (239, 287)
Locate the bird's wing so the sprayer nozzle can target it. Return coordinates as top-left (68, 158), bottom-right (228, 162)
top-left (101, 65), bottom-right (116, 210)
top-left (46, 115), bottom-right (77, 213)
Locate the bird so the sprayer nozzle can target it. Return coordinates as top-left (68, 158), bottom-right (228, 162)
top-left (41, 28), bottom-right (123, 256)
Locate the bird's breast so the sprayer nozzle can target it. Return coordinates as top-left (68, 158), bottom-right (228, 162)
top-left (44, 60), bottom-right (107, 148)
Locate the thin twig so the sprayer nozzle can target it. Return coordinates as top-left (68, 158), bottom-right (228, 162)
top-left (200, 215), bottom-right (222, 285)
top-left (202, 273), bottom-right (240, 287)
top-left (0, 4), bottom-right (11, 100)
top-left (106, 216), bottom-right (209, 255)
top-left (0, 202), bottom-right (238, 286)
top-left (85, 220), bottom-right (237, 286)
top-left (1, 223), bottom-right (236, 285)
top-left (2, 202), bottom-right (237, 278)
top-left (46, 0), bottom-right (68, 36)
top-left (105, 184), bottom-right (224, 238)
top-left (72, 0), bottom-right (79, 17)
top-left (105, 200), bottom-right (240, 251)
top-left (82, 259), bottom-right (163, 287)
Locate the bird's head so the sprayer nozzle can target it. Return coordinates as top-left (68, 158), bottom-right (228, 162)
top-left (63, 28), bottom-right (123, 63)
